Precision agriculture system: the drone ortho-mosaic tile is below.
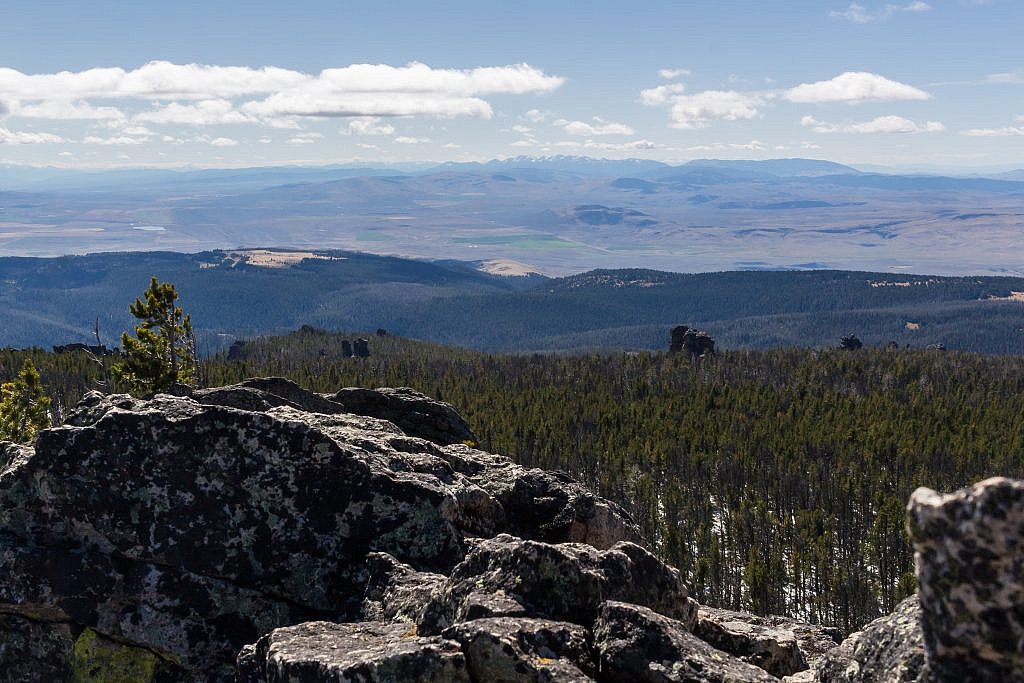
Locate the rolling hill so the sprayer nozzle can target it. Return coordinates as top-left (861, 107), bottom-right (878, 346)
top-left (1, 249), bottom-right (1021, 354)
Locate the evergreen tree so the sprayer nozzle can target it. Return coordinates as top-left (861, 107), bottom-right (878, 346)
top-left (113, 277), bottom-right (197, 394)
top-left (0, 359), bottom-right (52, 443)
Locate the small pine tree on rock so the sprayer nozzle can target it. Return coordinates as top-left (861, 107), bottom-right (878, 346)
top-left (0, 359), bottom-right (52, 443)
top-left (113, 277), bottom-right (197, 395)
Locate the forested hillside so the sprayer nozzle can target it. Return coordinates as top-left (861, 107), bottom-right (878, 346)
top-left (2, 250), bottom-right (1023, 353)
top-left (6, 329), bottom-right (1023, 634)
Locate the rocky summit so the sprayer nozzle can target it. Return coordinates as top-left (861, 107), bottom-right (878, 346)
top-left (0, 378), bottom-right (1021, 681)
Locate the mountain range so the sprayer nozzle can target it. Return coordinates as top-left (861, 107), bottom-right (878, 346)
top-left (2, 157), bottom-right (1022, 276)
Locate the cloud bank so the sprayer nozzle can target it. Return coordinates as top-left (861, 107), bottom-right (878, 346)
top-left (0, 60), bottom-right (565, 127)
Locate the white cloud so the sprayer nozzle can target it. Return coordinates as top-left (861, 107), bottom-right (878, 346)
top-left (961, 125), bottom-right (1024, 137)
top-left (0, 60), bottom-right (565, 148)
top-left (190, 134), bottom-right (239, 147)
top-left (668, 90), bottom-right (767, 129)
top-left (257, 136), bottom-right (272, 144)
top-left (394, 136), bottom-right (430, 144)
top-left (82, 134), bottom-right (148, 145)
top-left (356, 142), bottom-right (381, 150)
top-left (345, 116), bottom-right (395, 135)
top-left (135, 99), bottom-right (253, 125)
top-left (0, 61), bottom-right (308, 101)
top-left (0, 127), bottom-right (65, 144)
top-left (556, 117), bottom-right (635, 136)
top-left (443, 142), bottom-right (460, 149)
top-left (241, 62), bottom-right (563, 120)
top-left (121, 125), bottom-right (154, 136)
top-left (523, 109), bottom-right (548, 123)
top-left (287, 132), bottom-right (324, 145)
top-left (830, 2), bottom-right (931, 22)
top-left (830, 3), bottom-right (873, 22)
top-left (8, 99), bottom-right (125, 121)
top-left (510, 139), bottom-right (536, 147)
top-left (801, 114), bottom-right (945, 133)
top-left (640, 83), bottom-right (685, 106)
top-left (583, 138), bottom-right (659, 151)
top-left (511, 124), bottom-right (532, 133)
top-left (658, 68), bottom-right (690, 80)
top-left (207, 136), bottom-right (238, 147)
top-left (784, 72), bottom-right (931, 103)
top-left (687, 140), bottom-right (766, 152)
top-left (985, 72), bottom-right (1024, 84)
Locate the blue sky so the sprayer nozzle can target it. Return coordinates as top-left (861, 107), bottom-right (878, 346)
top-left (0, 0), bottom-right (1021, 169)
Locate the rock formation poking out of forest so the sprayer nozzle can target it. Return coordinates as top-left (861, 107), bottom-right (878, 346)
top-left (0, 378), bottom-right (1020, 681)
top-left (669, 325), bottom-right (715, 356)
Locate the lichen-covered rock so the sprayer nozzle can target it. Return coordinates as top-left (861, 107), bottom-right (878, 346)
top-left (809, 596), bottom-right (927, 682)
top-left (0, 613), bottom-right (185, 683)
top-left (0, 380), bottom-right (638, 680)
top-left (907, 477), bottom-right (1024, 682)
top-left (594, 601), bottom-right (777, 682)
top-left (361, 552), bottom-right (447, 624)
top-left (68, 627), bottom-right (184, 683)
top-left (420, 534), bottom-right (696, 633)
top-left (443, 617), bottom-right (595, 682)
top-left (441, 457), bottom-right (642, 550)
top-left (237, 621), bottom-right (470, 682)
top-left (694, 606), bottom-right (806, 677)
top-left (0, 612), bottom-right (77, 682)
top-left (331, 386), bottom-right (478, 445)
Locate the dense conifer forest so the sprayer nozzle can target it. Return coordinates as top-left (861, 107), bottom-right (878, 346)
top-left (3, 329), bottom-right (1024, 634)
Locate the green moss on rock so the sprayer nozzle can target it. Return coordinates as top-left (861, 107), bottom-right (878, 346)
top-left (70, 628), bottom-right (175, 683)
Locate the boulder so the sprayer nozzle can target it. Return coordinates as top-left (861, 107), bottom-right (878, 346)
top-left (443, 617), bottom-right (595, 682)
top-left (669, 325), bottom-right (715, 356)
top-left (441, 449), bottom-right (643, 549)
top-left (807, 596), bottom-right (927, 682)
top-left (693, 606), bottom-right (807, 677)
top-left (361, 552), bottom-right (446, 624)
top-left (237, 621), bottom-right (470, 682)
top-left (907, 477), bottom-right (1024, 681)
top-left (839, 334), bottom-right (863, 350)
top-left (0, 380), bottom-right (639, 680)
top-left (225, 340), bottom-right (247, 361)
top-left (419, 534), bottom-right (696, 633)
top-left (331, 386), bottom-right (477, 445)
top-left (593, 601), bottom-right (777, 682)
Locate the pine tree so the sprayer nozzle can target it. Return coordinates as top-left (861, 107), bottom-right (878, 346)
top-left (0, 359), bottom-right (52, 443)
top-left (113, 277), bottom-right (197, 395)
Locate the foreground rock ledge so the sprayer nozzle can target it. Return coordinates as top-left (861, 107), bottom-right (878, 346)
top-left (0, 380), bottom-right (645, 681)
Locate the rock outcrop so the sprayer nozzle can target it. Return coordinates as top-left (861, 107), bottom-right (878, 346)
top-left (3, 377), bottom-right (1022, 682)
top-left (806, 597), bottom-right (927, 682)
top-left (0, 379), bottom-right (644, 681)
top-left (669, 325), bottom-right (715, 356)
top-left (908, 477), bottom-right (1024, 681)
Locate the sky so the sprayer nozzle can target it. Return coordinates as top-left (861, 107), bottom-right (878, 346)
top-left (0, 0), bottom-right (1021, 170)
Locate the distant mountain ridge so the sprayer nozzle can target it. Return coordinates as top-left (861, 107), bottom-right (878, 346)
top-left (2, 156), bottom-right (1023, 276)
